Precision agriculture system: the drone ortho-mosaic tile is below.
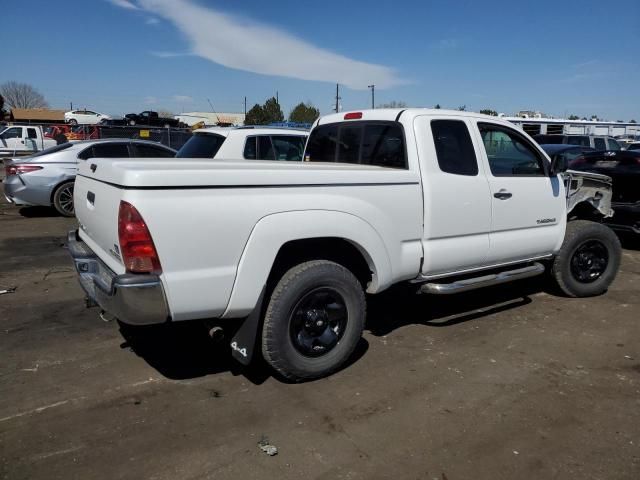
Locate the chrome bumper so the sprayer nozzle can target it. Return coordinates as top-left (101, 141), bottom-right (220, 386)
top-left (67, 230), bottom-right (170, 325)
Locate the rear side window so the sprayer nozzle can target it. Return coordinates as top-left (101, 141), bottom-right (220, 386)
top-left (176, 133), bottom-right (225, 158)
top-left (133, 144), bottom-right (174, 158)
top-left (567, 136), bottom-right (590, 147)
top-left (431, 120), bottom-right (478, 176)
top-left (305, 121), bottom-right (407, 169)
top-left (89, 143), bottom-right (130, 158)
top-left (27, 128), bottom-right (38, 139)
top-left (594, 138), bottom-right (606, 150)
top-left (271, 135), bottom-right (306, 161)
top-left (607, 138), bottom-right (621, 151)
top-left (258, 136), bottom-right (275, 160)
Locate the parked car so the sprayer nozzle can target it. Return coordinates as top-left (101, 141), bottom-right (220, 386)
top-left (124, 111), bottom-right (182, 128)
top-left (538, 144), bottom-right (595, 171)
top-left (176, 126), bottom-right (308, 161)
top-left (65, 110), bottom-right (111, 125)
top-left (0, 125), bottom-right (57, 156)
top-left (625, 142), bottom-right (640, 151)
top-left (69, 108), bottom-right (620, 381)
top-left (98, 118), bottom-right (130, 126)
top-left (533, 134), bottom-right (621, 151)
top-left (569, 149), bottom-right (640, 234)
top-left (3, 139), bottom-right (175, 216)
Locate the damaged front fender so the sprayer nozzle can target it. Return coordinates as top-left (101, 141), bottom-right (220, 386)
top-left (564, 170), bottom-right (613, 218)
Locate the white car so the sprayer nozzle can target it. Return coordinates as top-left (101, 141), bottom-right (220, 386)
top-left (64, 110), bottom-right (111, 125)
top-left (176, 126), bottom-right (308, 161)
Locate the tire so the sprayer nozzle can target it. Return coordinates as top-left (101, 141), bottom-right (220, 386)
top-left (262, 260), bottom-right (366, 381)
top-left (129, 120), bottom-right (136, 126)
top-left (53, 181), bottom-right (75, 217)
top-left (551, 220), bottom-right (621, 297)
top-left (68, 119), bottom-right (78, 126)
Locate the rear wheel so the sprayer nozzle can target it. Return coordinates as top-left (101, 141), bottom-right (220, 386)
top-left (262, 260), bottom-right (366, 381)
top-left (68, 119), bottom-right (78, 126)
top-left (53, 181), bottom-right (75, 217)
top-left (551, 220), bottom-right (621, 297)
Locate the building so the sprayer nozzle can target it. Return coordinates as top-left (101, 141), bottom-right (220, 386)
top-left (9, 108), bottom-right (65, 125)
top-left (174, 111), bottom-right (245, 127)
top-left (505, 117), bottom-right (640, 137)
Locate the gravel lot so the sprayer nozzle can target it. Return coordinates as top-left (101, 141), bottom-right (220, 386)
top-left (1, 188), bottom-right (639, 480)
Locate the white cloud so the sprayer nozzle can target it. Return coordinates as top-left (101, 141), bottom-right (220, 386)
top-left (150, 51), bottom-right (190, 58)
top-left (107, 0), bottom-right (139, 10)
top-left (173, 95), bottom-right (193, 103)
top-left (137, 0), bottom-right (403, 90)
top-left (145, 17), bottom-right (160, 25)
top-left (144, 96), bottom-right (158, 105)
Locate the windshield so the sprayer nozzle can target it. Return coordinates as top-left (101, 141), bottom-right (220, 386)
top-left (176, 133), bottom-right (226, 158)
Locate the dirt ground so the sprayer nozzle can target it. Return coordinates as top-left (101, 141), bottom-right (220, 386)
top-left (1, 189), bottom-right (639, 480)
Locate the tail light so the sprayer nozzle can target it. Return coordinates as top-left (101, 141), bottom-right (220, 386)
top-left (4, 164), bottom-right (43, 176)
top-left (118, 201), bottom-right (162, 274)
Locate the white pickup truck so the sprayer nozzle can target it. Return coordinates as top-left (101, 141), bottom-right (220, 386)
top-left (69, 109), bottom-right (621, 381)
top-left (0, 125), bottom-right (57, 157)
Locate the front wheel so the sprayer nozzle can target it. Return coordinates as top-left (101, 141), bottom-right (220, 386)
top-left (262, 260), bottom-right (366, 381)
top-left (53, 181), bottom-right (75, 217)
top-left (551, 220), bottom-right (621, 297)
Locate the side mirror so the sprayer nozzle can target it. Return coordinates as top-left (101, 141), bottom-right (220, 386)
top-left (551, 155), bottom-right (568, 175)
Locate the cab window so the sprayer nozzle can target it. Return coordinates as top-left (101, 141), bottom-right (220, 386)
top-left (0, 127), bottom-right (22, 139)
top-left (431, 120), bottom-right (478, 176)
top-left (305, 121), bottom-right (407, 169)
top-left (479, 123), bottom-right (546, 176)
top-left (594, 138), bottom-right (606, 150)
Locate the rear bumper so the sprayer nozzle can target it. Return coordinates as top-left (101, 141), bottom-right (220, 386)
top-left (68, 230), bottom-right (171, 325)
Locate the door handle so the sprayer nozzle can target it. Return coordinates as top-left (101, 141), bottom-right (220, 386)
top-left (493, 190), bottom-right (512, 200)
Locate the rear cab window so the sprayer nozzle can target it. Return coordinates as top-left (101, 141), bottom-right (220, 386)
top-left (176, 133), bottom-right (226, 158)
top-left (305, 121), bottom-right (407, 169)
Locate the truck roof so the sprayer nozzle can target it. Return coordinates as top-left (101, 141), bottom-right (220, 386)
top-left (316, 108), bottom-right (512, 126)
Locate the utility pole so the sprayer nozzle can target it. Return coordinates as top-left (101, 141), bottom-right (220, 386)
top-left (276, 91), bottom-right (279, 104)
top-left (70, 102), bottom-right (73, 110)
top-left (335, 83), bottom-right (340, 113)
top-left (244, 96), bottom-right (247, 116)
top-left (368, 84), bottom-right (375, 109)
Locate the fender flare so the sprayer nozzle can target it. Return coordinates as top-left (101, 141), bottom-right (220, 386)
top-left (221, 209), bottom-right (392, 318)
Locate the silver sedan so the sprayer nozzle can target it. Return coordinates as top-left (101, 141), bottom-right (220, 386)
top-left (3, 139), bottom-right (175, 216)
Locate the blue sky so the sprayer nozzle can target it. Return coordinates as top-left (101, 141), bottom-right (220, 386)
top-left (3, 0), bottom-right (639, 120)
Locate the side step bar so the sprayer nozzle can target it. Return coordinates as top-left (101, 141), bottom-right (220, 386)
top-left (419, 262), bottom-right (545, 295)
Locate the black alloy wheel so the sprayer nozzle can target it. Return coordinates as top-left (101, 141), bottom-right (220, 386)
top-left (570, 240), bottom-right (609, 283)
top-left (289, 287), bottom-right (348, 357)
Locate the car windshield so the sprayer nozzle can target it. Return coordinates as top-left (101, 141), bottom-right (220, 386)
top-left (176, 133), bottom-right (226, 158)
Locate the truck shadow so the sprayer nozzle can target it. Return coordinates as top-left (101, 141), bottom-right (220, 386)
top-left (118, 320), bottom-right (369, 385)
top-left (365, 277), bottom-right (545, 336)
top-left (119, 277), bottom-right (546, 384)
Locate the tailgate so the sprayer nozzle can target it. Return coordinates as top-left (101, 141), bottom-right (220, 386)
top-left (74, 162), bottom-right (125, 274)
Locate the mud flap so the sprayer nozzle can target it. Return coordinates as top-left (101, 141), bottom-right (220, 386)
top-left (229, 287), bottom-right (266, 366)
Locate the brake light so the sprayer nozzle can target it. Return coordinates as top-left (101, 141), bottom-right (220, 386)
top-left (344, 112), bottom-right (363, 120)
top-left (4, 164), bottom-right (43, 176)
top-left (118, 201), bottom-right (162, 274)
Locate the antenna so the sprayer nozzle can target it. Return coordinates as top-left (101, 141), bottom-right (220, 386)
top-left (206, 98), bottom-right (220, 124)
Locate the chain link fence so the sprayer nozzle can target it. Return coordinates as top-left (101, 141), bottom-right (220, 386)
top-left (64, 124), bottom-right (192, 150)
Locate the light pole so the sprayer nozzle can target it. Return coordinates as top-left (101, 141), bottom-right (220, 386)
top-left (368, 84), bottom-right (375, 109)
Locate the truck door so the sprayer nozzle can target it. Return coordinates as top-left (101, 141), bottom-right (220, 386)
top-left (415, 115), bottom-right (492, 275)
top-left (474, 121), bottom-right (565, 263)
